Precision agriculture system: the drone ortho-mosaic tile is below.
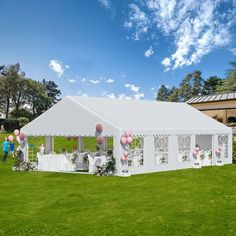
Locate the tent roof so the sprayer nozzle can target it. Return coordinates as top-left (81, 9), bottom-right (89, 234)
top-left (21, 96), bottom-right (231, 136)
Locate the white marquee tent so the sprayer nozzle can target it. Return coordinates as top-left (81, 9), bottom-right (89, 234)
top-left (21, 96), bottom-right (232, 176)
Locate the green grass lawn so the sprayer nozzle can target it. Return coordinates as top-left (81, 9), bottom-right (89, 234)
top-left (0, 159), bottom-right (236, 236)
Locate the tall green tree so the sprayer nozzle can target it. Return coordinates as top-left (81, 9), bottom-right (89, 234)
top-left (156, 85), bottom-right (170, 101)
top-left (0, 63), bottom-right (23, 118)
top-left (25, 79), bottom-right (49, 118)
top-left (42, 79), bottom-right (61, 110)
top-left (168, 87), bottom-right (180, 102)
top-left (216, 61), bottom-right (236, 92)
top-left (191, 71), bottom-right (204, 96)
top-left (202, 76), bottom-right (223, 95)
top-left (178, 73), bottom-right (193, 102)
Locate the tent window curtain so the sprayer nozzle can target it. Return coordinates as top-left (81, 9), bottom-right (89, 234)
top-left (178, 135), bottom-right (191, 162)
top-left (218, 135), bottom-right (228, 158)
top-left (128, 137), bottom-right (144, 167)
top-left (154, 136), bottom-right (168, 164)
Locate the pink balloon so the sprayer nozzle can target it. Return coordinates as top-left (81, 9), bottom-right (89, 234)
top-left (96, 123), bottom-right (103, 133)
top-left (195, 147), bottom-right (200, 152)
top-left (123, 151), bottom-right (129, 157)
top-left (193, 150), bottom-right (198, 156)
top-left (8, 135), bottom-right (14, 142)
top-left (120, 136), bottom-right (127, 145)
top-left (127, 136), bottom-right (133, 144)
top-left (19, 133), bottom-right (26, 141)
top-left (96, 136), bottom-right (104, 145)
top-left (215, 148), bottom-right (220, 154)
top-left (121, 155), bottom-right (126, 161)
top-left (14, 129), bottom-right (20, 136)
top-left (125, 129), bottom-right (131, 137)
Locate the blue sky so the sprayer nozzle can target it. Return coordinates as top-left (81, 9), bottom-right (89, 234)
top-left (0, 0), bottom-right (236, 100)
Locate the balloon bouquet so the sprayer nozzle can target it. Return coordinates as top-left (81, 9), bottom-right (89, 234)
top-left (192, 145), bottom-right (201, 168)
top-left (215, 145), bottom-right (223, 166)
top-left (95, 123), bottom-right (105, 150)
top-left (13, 129), bottom-right (28, 162)
top-left (120, 129), bottom-right (133, 176)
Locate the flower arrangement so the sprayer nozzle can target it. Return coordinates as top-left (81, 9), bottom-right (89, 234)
top-left (94, 150), bottom-right (116, 176)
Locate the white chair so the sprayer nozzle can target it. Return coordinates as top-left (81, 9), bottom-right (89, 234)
top-left (88, 153), bottom-right (95, 173)
top-left (37, 153), bottom-right (43, 170)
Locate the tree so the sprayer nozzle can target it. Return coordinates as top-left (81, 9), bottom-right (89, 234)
top-left (168, 87), bottom-right (180, 102)
top-left (0, 63), bottom-right (23, 118)
top-left (202, 76), bottom-right (223, 95)
top-left (216, 61), bottom-right (236, 92)
top-left (25, 79), bottom-right (49, 118)
top-left (191, 70), bottom-right (204, 96)
top-left (156, 85), bottom-right (170, 101)
top-left (177, 73), bottom-right (193, 102)
top-left (42, 79), bottom-right (61, 110)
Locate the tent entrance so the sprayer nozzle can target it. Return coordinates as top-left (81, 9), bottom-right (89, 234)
top-left (195, 135), bottom-right (213, 166)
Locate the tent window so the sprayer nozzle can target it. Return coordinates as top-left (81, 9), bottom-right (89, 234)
top-left (178, 135), bottom-right (191, 162)
top-left (154, 136), bottom-right (168, 164)
top-left (218, 135), bottom-right (228, 158)
top-left (128, 137), bottom-right (144, 167)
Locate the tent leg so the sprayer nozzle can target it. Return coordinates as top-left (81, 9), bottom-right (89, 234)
top-left (78, 137), bottom-right (84, 152)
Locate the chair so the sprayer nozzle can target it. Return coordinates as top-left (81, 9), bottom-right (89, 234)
top-left (88, 153), bottom-right (95, 173)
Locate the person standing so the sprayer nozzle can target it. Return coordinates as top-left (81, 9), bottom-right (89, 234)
top-left (10, 141), bottom-right (15, 159)
top-left (2, 137), bottom-right (10, 162)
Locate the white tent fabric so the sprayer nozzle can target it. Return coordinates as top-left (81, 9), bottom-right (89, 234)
top-left (21, 96), bottom-right (231, 136)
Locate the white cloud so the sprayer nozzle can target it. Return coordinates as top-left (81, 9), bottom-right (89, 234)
top-left (118, 94), bottom-right (132, 100)
top-left (77, 90), bottom-right (88, 97)
top-left (230, 48), bottom-right (236, 55)
top-left (144, 46), bottom-right (154, 57)
top-left (98, 0), bottom-right (111, 9)
top-left (68, 79), bottom-right (77, 84)
top-left (124, 3), bottom-right (149, 41)
top-left (89, 79), bottom-right (101, 84)
top-left (106, 78), bottom-right (114, 83)
top-left (125, 0), bottom-right (236, 70)
top-left (134, 93), bottom-right (144, 100)
top-left (106, 93), bottom-right (116, 99)
top-left (161, 57), bottom-right (171, 71)
top-left (49, 60), bottom-right (64, 77)
top-left (81, 77), bottom-right (87, 82)
top-left (65, 65), bottom-right (69, 69)
top-left (125, 83), bottom-right (140, 93)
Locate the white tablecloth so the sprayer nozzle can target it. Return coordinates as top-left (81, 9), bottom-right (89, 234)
top-left (37, 153), bottom-right (74, 172)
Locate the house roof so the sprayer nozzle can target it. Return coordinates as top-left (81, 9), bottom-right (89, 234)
top-left (187, 92), bottom-right (236, 104)
top-left (21, 96), bottom-right (231, 136)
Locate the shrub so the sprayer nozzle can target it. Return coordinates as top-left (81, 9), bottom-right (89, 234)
top-left (233, 140), bottom-right (236, 163)
top-left (0, 119), bottom-right (19, 132)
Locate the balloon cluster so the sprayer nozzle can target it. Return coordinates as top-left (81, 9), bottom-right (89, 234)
top-left (192, 146), bottom-right (200, 158)
top-left (95, 123), bottom-right (104, 145)
top-left (120, 129), bottom-right (133, 161)
top-left (215, 146), bottom-right (223, 155)
top-left (13, 129), bottom-right (27, 143)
